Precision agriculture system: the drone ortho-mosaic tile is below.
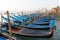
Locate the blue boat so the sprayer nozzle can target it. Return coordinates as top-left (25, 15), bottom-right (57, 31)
top-left (1, 12), bottom-right (55, 38)
top-left (26, 16), bottom-right (55, 30)
top-left (14, 16), bottom-right (55, 38)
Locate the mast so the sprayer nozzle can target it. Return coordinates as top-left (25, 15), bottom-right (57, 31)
top-left (0, 13), bottom-right (3, 33)
top-left (6, 11), bottom-right (12, 40)
top-left (12, 12), bottom-right (15, 24)
top-left (1, 13), bottom-right (3, 22)
top-left (22, 11), bottom-right (24, 26)
top-left (0, 13), bottom-right (2, 33)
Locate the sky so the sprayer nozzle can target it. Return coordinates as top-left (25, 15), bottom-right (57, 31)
top-left (0, 0), bottom-right (60, 22)
top-left (0, 0), bottom-right (60, 11)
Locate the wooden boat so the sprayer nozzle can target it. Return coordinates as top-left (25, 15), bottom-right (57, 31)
top-left (27, 23), bottom-right (55, 30)
top-left (25, 24), bottom-right (50, 30)
top-left (0, 23), bottom-right (21, 40)
top-left (4, 28), bottom-right (53, 38)
top-left (2, 19), bottom-right (54, 38)
top-left (0, 11), bottom-right (55, 38)
top-left (17, 28), bottom-right (53, 38)
top-left (29, 17), bottom-right (56, 30)
top-left (2, 15), bottom-right (34, 26)
top-left (1, 21), bottom-right (54, 38)
top-left (0, 11), bottom-right (21, 40)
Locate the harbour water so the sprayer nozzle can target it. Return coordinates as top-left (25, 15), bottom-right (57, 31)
top-left (15, 20), bottom-right (60, 40)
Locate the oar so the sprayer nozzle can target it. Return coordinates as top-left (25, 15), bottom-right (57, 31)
top-left (6, 11), bottom-right (12, 40)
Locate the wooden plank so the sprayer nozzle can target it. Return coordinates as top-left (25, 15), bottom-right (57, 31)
top-left (2, 33), bottom-right (16, 40)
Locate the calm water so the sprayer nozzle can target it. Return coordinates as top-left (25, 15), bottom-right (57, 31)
top-left (15, 20), bottom-right (60, 40)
